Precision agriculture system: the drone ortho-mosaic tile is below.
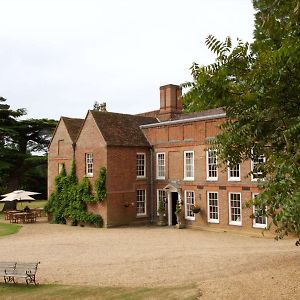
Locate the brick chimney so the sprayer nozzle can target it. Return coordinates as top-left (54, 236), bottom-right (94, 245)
top-left (158, 84), bottom-right (182, 121)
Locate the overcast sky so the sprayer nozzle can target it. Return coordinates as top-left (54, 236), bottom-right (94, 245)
top-left (0, 0), bottom-right (255, 120)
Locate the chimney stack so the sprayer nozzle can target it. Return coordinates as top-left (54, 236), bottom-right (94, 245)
top-left (158, 84), bottom-right (182, 121)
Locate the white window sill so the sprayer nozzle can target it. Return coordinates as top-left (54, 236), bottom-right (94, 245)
top-left (156, 177), bottom-right (165, 180)
top-left (136, 176), bottom-right (146, 180)
top-left (207, 178), bottom-right (218, 182)
top-left (253, 224), bottom-right (267, 229)
top-left (229, 221), bottom-right (242, 226)
top-left (184, 178), bottom-right (194, 181)
top-left (136, 214), bottom-right (147, 218)
top-left (208, 219), bottom-right (219, 224)
top-left (86, 174), bottom-right (93, 178)
top-left (228, 178), bottom-right (241, 182)
top-left (185, 216), bottom-right (195, 221)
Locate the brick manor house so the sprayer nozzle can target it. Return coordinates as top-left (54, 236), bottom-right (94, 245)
top-left (48, 84), bottom-right (266, 231)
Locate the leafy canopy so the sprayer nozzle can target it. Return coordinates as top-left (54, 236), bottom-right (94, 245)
top-left (182, 0), bottom-right (300, 242)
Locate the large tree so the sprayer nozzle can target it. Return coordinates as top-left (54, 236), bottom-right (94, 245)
top-left (182, 0), bottom-right (300, 242)
top-left (0, 97), bottom-right (57, 209)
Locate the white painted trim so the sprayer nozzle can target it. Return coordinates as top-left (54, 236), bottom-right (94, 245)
top-left (228, 164), bottom-right (241, 182)
top-left (140, 113), bottom-right (227, 128)
top-left (184, 150), bottom-right (194, 181)
top-left (85, 153), bottom-right (94, 177)
top-left (136, 152), bottom-right (146, 179)
top-left (184, 190), bottom-right (195, 221)
top-left (228, 192), bottom-right (242, 226)
top-left (156, 152), bottom-right (165, 180)
top-left (206, 150), bottom-right (218, 181)
top-left (207, 191), bottom-right (219, 224)
top-left (136, 189), bottom-right (147, 217)
top-left (156, 189), bottom-right (167, 216)
top-left (252, 193), bottom-right (267, 229)
top-left (168, 192), bottom-right (172, 226)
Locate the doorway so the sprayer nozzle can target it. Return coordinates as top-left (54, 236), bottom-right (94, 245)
top-left (171, 192), bottom-right (178, 225)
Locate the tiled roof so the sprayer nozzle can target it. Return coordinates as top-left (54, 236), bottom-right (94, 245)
top-left (172, 107), bottom-right (225, 120)
top-left (62, 117), bottom-right (84, 143)
top-left (136, 110), bottom-right (160, 118)
top-left (90, 110), bottom-right (158, 147)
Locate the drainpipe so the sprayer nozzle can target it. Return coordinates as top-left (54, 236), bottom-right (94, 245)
top-left (150, 148), bottom-right (154, 223)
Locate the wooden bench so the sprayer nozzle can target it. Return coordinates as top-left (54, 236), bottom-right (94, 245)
top-left (1, 262), bottom-right (40, 285)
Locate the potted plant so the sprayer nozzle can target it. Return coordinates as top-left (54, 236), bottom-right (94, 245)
top-left (157, 199), bottom-right (167, 226)
top-left (192, 204), bottom-right (201, 214)
top-left (175, 201), bottom-right (185, 229)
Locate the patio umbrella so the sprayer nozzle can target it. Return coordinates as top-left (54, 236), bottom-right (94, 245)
top-left (0, 190), bottom-right (40, 202)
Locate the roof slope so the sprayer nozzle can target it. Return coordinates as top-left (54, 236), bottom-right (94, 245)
top-left (173, 107), bottom-right (225, 120)
top-left (62, 117), bottom-right (84, 143)
top-left (90, 110), bottom-right (158, 147)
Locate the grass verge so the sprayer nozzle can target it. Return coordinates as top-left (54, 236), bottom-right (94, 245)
top-left (0, 223), bottom-right (21, 237)
top-left (0, 283), bottom-right (201, 300)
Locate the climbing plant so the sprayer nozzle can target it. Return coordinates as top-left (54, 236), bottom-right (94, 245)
top-left (94, 167), bottom-right (107, 202)
top-left (44, 162), bottom-right (103, 227)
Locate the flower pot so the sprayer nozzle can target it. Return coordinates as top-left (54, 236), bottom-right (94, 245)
top-left (192, 207), bottom-right (201, 214)
top-left (157, 213), bottom-right (167, 226)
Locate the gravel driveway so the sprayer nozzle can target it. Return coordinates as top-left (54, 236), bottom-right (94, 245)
top-left (1, 220), bottom-right (299, 299)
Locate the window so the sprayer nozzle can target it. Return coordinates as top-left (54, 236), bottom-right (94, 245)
top-left (228, 164), bottom-right (240, 181)
top-left (136, 153), bottom-right (146, 178)
top-left (206, 150), bottom-right (218, 181)
top-left (157, 189), bottom-right (167, 216)
top-left (156, 153), bottom-right (165, 179)
top-left (252, 193), bottom-right (267, 228)
top-left (185, 190), bottom-right (195, 220)
top-left (85, 153), bottom-right (93, 176)
top-left (251, 154), bottom-right (266, 181)
top-left (207, 192), bottom-right (219, 223)
top-left (184, 151), bottom-right (194, 180)
top-left (229, 192), bottom-right (242, 226)
top-left (136, 189), bottom-right (146, 216)
top-left (58, 163), bottom-right (65, 174)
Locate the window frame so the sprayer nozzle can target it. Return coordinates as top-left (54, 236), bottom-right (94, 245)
top-left (252, 193), bottom-right (267, 229)
top-left (58, 163), bottom-right (65, 175)
top-left (228, 164), bottom-right (241, 182)
top-left (156, 152), bottom-right (165, 180)
top-left (207, 191), bottom-right (219, 224)
top-left (251, 154), bottom-right (266, 182)
top-left (136, 189), bottom-right (147, 217)
top-left (85, 153), bottom-right (94, 177)
top-left (184, 190), bottom-right (195, 221)
top-left (228, 192), bottom-right (242, 226)
top-left (184, 151), bottom-right (194, 181)
top-left (156, 189), bottom-right (167, 216)
top-left (136, 153), bottom-right (146, 178)
top-left (206, 149), bottom-right (218, 181)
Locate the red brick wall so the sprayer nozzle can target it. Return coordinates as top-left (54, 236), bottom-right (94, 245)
top-left (144, 117), bottom-right (265, 232)
top-left (75, 112), bottom-right (108, 224)
top-left (48, 120), bottom-right (75, 197)
top-left (106, 146), bottom-right (151, 227)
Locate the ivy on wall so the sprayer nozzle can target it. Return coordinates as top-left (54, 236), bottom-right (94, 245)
top-left (44, 161), bottom-right (104, 227)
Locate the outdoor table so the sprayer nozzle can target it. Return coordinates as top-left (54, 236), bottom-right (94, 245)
top-left (32, 208), bottom-right (44, 217)
top-left (5, 210), bottom-right (20, 221)
top-left (12, 212), bottom-right (36, 224)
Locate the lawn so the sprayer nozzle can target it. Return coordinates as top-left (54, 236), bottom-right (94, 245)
top-left (0, 283), bottom-right (199, 300)
top-left (0, 223), bottom-right (21, 236)
top-left (0, 200), bottom-right (47, 212)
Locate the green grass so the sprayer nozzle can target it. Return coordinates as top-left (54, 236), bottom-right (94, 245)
top-left (0, 283), bottom-right (201, 300)
top-left (0, 223), bottom-right (21, 236)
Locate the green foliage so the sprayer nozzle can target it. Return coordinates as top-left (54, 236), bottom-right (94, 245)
top-left (175, 201), bottom-right (181, 215)
top-left (0, 97), bottom-right (57, 196)
top-left (158, 198), bottom-right (165, 215)
top-left (45, 161), bottom-right (103, 227)
top-left (94, 167), bottom-right (107, 202)
top-left (182, 0), bottom-right (300, 243)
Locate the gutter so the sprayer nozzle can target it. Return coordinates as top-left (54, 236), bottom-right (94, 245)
top-left (140, 113), bottom-right (226, 129)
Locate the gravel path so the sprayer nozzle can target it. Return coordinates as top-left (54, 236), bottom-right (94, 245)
top-left (1, 220), bottom-right (299, 299)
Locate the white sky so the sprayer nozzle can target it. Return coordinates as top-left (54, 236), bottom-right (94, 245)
top-left (0, 0), bottom-right (255, 120)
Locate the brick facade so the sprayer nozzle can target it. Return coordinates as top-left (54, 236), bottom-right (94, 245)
top-left (48, 84), bottom-right (265, 232)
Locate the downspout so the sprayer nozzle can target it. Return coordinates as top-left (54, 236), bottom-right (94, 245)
top-left (150, 147), bottom-right (154, 223)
